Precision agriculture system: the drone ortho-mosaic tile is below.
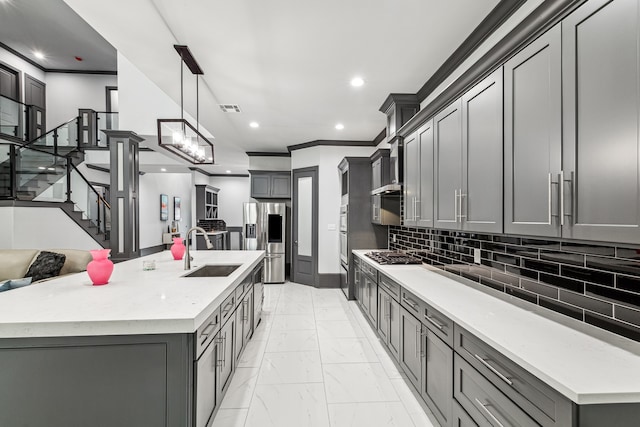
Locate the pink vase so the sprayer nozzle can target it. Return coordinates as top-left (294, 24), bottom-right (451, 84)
top-left (87, 249), bottom-right (114, 286)
top-left (171, 237), bottom-right (186, 260)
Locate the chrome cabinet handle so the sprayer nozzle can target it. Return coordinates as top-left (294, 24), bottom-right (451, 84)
top-left (474, 398), bottom-right (505, 427)
top-left (385, 296), bottom-right (391, 319)
top-left (200, 320), bottom-right (218, 338)
top-left (424, 314), bottom-right (444, 331)
top-left (457, 189), bottom-right (467, 221)
top-left (560, 171), bottom-right (564, 226)
top-left (215, 336), bottom-right (224, 368)
top-left (243, 300), bottom-right (249, 321)
top-left (454, 189), bottom-right (458, 222)
top-left (548, 173), bottom-right (553, 225)
top-left (414, 198), bottom-right (420, 219)
top-left (474, 354), bottom-right (513, 386)
top-left (415, 325), bottom-right (420, 359)
top-left (402, 296), bottom-right (419, 311)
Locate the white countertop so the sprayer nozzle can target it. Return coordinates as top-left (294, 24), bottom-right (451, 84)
top-left (0, 250), bottom-right (264, 339)
top-left (354, 250), bottom-right (640, 405)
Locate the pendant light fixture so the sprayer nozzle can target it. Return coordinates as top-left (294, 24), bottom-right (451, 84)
top-left (157, 45), bottom-right (214, 164)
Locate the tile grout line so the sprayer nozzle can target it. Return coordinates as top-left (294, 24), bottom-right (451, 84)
top-left (313, 284), bottom-right (333, 426)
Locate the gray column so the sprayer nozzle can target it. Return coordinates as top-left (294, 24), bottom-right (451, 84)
top-left (104, 130), bottom-right (143, 261)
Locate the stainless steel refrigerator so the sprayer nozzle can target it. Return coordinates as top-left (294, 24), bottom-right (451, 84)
top-left (243, 202), bottom-right (286, 283)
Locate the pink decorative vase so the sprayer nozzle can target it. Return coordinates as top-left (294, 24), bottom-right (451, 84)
top-left (171, 237), bottom-right (186, 260)
top-left (87, 249), bottom-right (114, 286)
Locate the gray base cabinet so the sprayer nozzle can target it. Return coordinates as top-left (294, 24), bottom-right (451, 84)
top-left (422, 329), bottom-right (453, 427)
top-left (377, 287), bottom-right (400, 361)
top-left (453, 400), bottom-right (478, 427)
top-left (218, 316), bottom-right (235, 400)
top-left (399, 306), bottom-right (423, 391)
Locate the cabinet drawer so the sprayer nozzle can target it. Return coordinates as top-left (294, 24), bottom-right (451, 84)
top-left (378, 273), bottom-right (400, 301)
top-left (195, 307), bottom-right (221, 358)
top-left (235, 283), bottom-right (244, 304)
top-left (220, 292), bottom-right (236, 324)
top-left (361, 261), bottom-right (377, 282)
top-left (422, 302), bottom-right (453, 347)
top-left (453, 399), bottom-right (478, 427)
top-left (454, 325), bottom-right (573, 427)
top-left (454, 354), bottom-right (538, 427)
top-left (400, 287), bottom-right (422, 317)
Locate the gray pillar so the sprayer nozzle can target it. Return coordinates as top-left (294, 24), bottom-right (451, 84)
top-left (104, 130), bottom-right (143, 261)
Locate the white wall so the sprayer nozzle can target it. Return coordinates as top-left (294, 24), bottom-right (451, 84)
top-left (139, 172), bottom-right (193, 249)
top-left (291, 145), bottom-right (377, 274)
top-left (45, 73), bottom-right (117, 129)
top-left (0, 207), bottom-right (99, 250)
top-left (207, 176), bottom-right (251, 227)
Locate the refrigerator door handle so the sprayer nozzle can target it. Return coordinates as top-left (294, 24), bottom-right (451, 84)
top-left (265, 254), bottom-right (282, 258)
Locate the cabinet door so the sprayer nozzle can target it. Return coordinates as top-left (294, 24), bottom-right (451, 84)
top-left (371, 195), bottom-right (380, 224)
top-left (372, 158), bottom-right (382, 190)
top-left (388, 296), bottom-right (401, 361)
top-left (367, 278), bottom-right (377, 326)
top-left (250, 174), bottom-right (271, 198)
top-left (417, 120), bottom-right (434, 227)
top-left (270, 174), bottom-right (291, 198)
top-left (218, 319), bottom-right (234, 400)
top-left (453, 400), bottom-right (478, 427)
top-left (399, 307), bottom-right (423, 391)
top-left (462, 68), bottom-right (503, 233)
top-left (404, 131), bottom-right (418, 226)
top-left (194, 339), bottom-right (218, 427)
top-left (434, 99), bottom-right (463, 229)
top-left (234, 303), bottom-right (244, 363)
top-left (243, 291), bottom-right (254, 343)
top-left (563, 0), bottom-right (640, 244)
top-left (422, 330), bottom-right (453, 427)
top-left (504, 24), bottom-right (562, 238)
top-left (377, 288), bottom-right (390, 344)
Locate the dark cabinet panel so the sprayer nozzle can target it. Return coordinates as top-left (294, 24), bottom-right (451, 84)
top-left (195, 338), bottom-right (218, 427)
top-left (195, 185), bottom-right (219, 220)
top-left (504, 24), bottom-right (562, 238)
top-left (434, 100), bottom-right (463, 229)
top-left (422, 329), bottom-right (453, 427)
top-left (399, 306), bottom-right (422, 391)
top-left (404, 130), bottom-right (419, 226)
top-left (453, 399), bottom-right (478, 427)
top-left (404, 121), bottom-right (434, 227)
top-left (250, 171), bottom-right (291, 199)
top-left (462, 68), bottom-right (503, 233)
top-left (218, 316), bottom-right (234, 400)
top-left (563, 0), bottom-right (640, 244)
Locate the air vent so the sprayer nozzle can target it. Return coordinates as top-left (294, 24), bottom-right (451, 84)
top-left (219, 104), bottom-right (241, 113)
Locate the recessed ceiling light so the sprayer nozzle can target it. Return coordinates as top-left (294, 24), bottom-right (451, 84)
top-left (226, 170), bottom-right (231, 174)
top-left (160, 168), bottom-right (167, 172)
top-left (350, 76), bottom-right (364, 87)
top-left (335, 123), bottom-right (344, 130)
top-left (249, 122), bottom-right (259, 128)
top-left (34, 51), bottom-right (45, 60)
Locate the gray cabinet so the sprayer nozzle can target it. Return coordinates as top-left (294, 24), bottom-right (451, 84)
top-left (377, 285), bottom-right (400, 361)
top-left (234, 285), bottom-right (253, 363)
top-left (453, 400), bottom-right (478, 427)
top-left (434, 100), bottom-right (463, 229)
top-left (371, 149), bottom-right (390, 190)
top-left (195, 185), bottom-right (219, 220)
top-left (371, 194), bottom-right (400, 225)
top-left (562, 0), bottom-right (640, 244)
top-left (404, 120), bottom-right (434, 227)
top-left (461, 68), bottom-right (503, 233)
top-left (195, 337), bottom-right (219, 427)
top-left (504, 24), bottom-right (562, 238)
top-left (399, 306), bottom-right (423, 391)
top-left (218, 315), bottom-right (234, 400)
top-left (252, 265), bottom-right (263, 331)
top-left (422, 329), bottom-right (453, 427)
top-left (358, 261), bottom-right (378, 327)
top-left (250, 171), bottom-right (291, 199)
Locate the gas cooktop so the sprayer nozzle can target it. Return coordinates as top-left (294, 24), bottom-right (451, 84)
top-left (365, 251), bottom-right (422, 265)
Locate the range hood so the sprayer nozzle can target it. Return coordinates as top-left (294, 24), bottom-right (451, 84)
top-left (371, 183), bottom-right (402, 195)
top-left (371, 137), bottom-right (403, 195)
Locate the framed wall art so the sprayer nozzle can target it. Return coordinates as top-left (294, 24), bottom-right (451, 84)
top-left (174, 197), bottom-right (181, 221)
top-left (160, 194), bottom-right (169, 221)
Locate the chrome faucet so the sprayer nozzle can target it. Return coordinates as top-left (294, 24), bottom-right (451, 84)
top-left (185, 227), bottom-right (213, 270)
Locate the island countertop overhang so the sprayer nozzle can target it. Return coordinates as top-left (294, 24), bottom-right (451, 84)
top-left (0, 250), bottom-right (265, 339)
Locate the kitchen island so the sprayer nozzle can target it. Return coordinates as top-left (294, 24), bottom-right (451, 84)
top-left (0, 250), bottom-right (265, 427)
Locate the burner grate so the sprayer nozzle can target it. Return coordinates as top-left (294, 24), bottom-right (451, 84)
top-left (365, 251), bottom-right (422, 265)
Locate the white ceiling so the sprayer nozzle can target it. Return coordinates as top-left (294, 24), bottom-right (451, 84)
top-left (0, 0), bottom-right (116, 71)
top-left (5, 0), bottom-right (503, 171)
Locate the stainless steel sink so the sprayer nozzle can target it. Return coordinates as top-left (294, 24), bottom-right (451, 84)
top-left (182, 264), bottom-right (241, 278)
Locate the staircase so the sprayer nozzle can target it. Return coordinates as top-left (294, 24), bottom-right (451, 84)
top-left (0, 111), bottom-right (117, 249)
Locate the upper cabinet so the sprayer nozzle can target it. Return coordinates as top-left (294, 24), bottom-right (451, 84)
top-left (404, 120), bottom-right (434, 228)
top-left (434, 99), bottom-right (463, 230)
top-left (434, 69), bottom-right (503, 232)
top-left (461, 68), bottom-right (503, 233)
top-left (249, 171), bottom-right (291, 199)
top-left (562, 0), bottom-right (640, 244)
top-left (195, 185), bottom-right (219, 220)
top-left (504, 24), bottom-right (562, 237)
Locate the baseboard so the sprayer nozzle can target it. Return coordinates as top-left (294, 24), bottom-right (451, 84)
top-left (317, 273), bottom-right (340, 288)
top-left (140, 245), bottom-right (165, 257)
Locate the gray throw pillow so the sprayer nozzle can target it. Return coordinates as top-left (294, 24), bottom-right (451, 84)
top-left (0, 277), bottom-right (33, 292)
top-left (25, 251), bottom-right (66, 282)
top-left (0, 280), bottom-right (10, 292)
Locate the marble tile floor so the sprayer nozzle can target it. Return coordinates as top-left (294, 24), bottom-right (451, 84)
top-left (213, 281), bottom-right (438, 427)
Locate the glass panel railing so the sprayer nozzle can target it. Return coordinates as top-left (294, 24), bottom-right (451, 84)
top-left (0, 95), bottom-right (27, 140)
top-left (69, 166), bottom-right (110, 238)
top-left (16, 147), bottom-right (67, 201)
top-left (24, 117), bottom-right (79, 156)
top-left (96, 112), bottom-right (119, 147)
top-left (0, 143), bottom-right (14, 198)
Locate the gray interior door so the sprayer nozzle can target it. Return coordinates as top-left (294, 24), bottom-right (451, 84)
top-left (25, 74), bottom-right (45, 139)
top-left (562, 0), bottom-right (640, 244)
top-left (292, 166), bottom-right (318, 285)
top-left (434, 99), bottom-right (463, 229)
top-left (0, 65), bottom-right (19, 100)
top-left (462, 68), bottom-right (503, 233)
top-left (504, 23), bottom-right (562, 238)
top-left (0, 64), bottom-right (21, 139)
